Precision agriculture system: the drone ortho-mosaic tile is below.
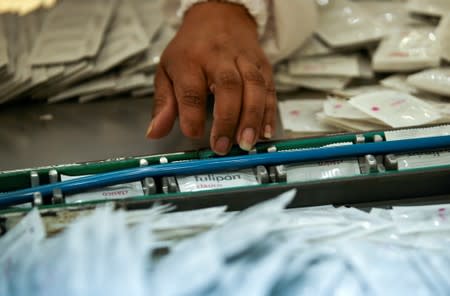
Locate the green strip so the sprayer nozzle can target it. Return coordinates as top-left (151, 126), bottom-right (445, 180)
top-left (0, 130), bottom-right (387, 193)
top-left (0, 152), bottom-right (198, 192)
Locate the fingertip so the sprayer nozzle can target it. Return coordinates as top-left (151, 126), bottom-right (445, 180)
top-left (146, 107), bottom-right (177, 139)
top-left (212, 136), bottom-right (231, 156)
top-left (239, 127), bottom-right (256, 151)
top-left (146, 118), bottom-right (165, 139)
top-left (263, 124), bottom-right (272, 139)
top-left (145, 120), bottom-right (154, 138)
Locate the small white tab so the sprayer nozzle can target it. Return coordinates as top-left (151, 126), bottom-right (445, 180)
top-left (139, 158), bottom-right (149, 167)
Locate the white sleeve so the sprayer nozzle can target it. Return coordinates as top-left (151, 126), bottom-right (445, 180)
top-left (160, 0), bottom-right (318, 64)
top-left (261, 0), bottom-right (318, 63)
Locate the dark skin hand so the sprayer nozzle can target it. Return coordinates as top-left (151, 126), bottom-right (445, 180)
top-left (146, 1), bottom-right (277, 155)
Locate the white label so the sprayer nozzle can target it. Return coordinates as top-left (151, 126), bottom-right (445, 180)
top-left (61, 174), bottom-right (144, 203)
top-left (349, 90), bottom-right (442, 128)
top-left (397, 150), bottom-right (450, 170)
top-left (385, 125), bottom-right (450, 141)
top-left (287, 159), bottom-right (361, 183)
top-left (176, 169), bottom-right (258, 192)
top-left (0, 209), bottom-right (45, 265)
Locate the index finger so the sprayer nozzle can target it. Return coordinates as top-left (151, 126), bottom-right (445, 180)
top-left (208, 64), bottom-right (243, 155)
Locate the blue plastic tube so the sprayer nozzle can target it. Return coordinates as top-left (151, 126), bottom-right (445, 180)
top-left (1, 135), bottom-right (450, 207)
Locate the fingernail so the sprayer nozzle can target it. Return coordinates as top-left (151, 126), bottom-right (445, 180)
top-left (146, 121), bottom-right (153, 137)
top-left (264, 125), bottom-right (272, 139)
top-left (239, 128), bottom-right (255, 151)
top-left (215, 136), bottom-right (230, 155)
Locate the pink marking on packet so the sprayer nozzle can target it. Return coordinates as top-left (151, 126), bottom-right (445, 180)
top-left (391, 99), bottom-right (406, 107)
top-left (289, 110), bottom-right (301, 117)
top-left (389, 51), bottom-right (409, 57)
top-left (438, 208), bottom-right (447, 221)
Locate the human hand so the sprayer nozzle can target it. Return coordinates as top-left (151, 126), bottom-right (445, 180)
top-left (146, 1), bottom-right (277, 155)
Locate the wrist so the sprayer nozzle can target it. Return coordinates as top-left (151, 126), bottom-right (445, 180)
top-left (177, 0), bottom-right (267, 36)
top-left (183, 2), bottom-right (257, 35)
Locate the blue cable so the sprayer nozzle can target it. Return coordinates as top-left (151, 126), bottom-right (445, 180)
top-left (2, 135), bottom-right (450, 208)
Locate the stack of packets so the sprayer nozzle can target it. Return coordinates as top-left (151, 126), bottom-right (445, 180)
top-left (0, 0), bottom-right (168, 104)
top-left (1, 0), bottom-right (450, 137)
top-left (1, 190), bottom-right (450, 295)
top-left (0, 0), bottom-right (57, 15)
top-left (277, 0), bottom-right (450, 137)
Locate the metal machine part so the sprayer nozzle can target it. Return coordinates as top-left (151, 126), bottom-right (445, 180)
top-left (49, 169), bottom-right (64, 204)
top-left (140, 158), bottom-right (156, 195)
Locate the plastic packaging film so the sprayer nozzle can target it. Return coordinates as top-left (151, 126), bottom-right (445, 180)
top-left (1, 190), bottom-right (450, 295)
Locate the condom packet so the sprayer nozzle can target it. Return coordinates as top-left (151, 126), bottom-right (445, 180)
top-left (372, 26), bottom-right (441, 72)
top-left (407, 68), bottom-right (450, 97)
top-left (359, 0), bottom-right (429, 31)
top-left (291, 36), bottom-right (333, 58)
top-left (289, 54), bottom-right (360, 77)
top-left (316, 0), bottom-right (384, 48)
top-left (330, 85), bottom-right (392, 98)
top-left (275, 71), bottom-right (351, 91)
top-left (407, 0), bottom-right (450, 17)
top-left (348, 90), bottom-right (442, 127)
top-left (317, 113), bottom-right (388, 132)
top-left (278, 99), bottom-right (339, 135)
top-left (0, 209), bottom-right (46, 296)
top-left (380, 74), bottom-right (419, 94)
top-left (390, 204), bottom-right (450, 233)
top-left (323, 97), bottom-right (373, 120)
top-left (436, 14), bottom-right (450, 62)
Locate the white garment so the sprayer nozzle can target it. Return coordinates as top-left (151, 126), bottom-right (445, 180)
top-left (160, 0), bottom-right (318, 64)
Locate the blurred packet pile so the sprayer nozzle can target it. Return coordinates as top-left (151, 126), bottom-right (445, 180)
top-left (0, 0), bottom-right (165, 105)
top-left (1, 190), bottom-right (450, 295)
